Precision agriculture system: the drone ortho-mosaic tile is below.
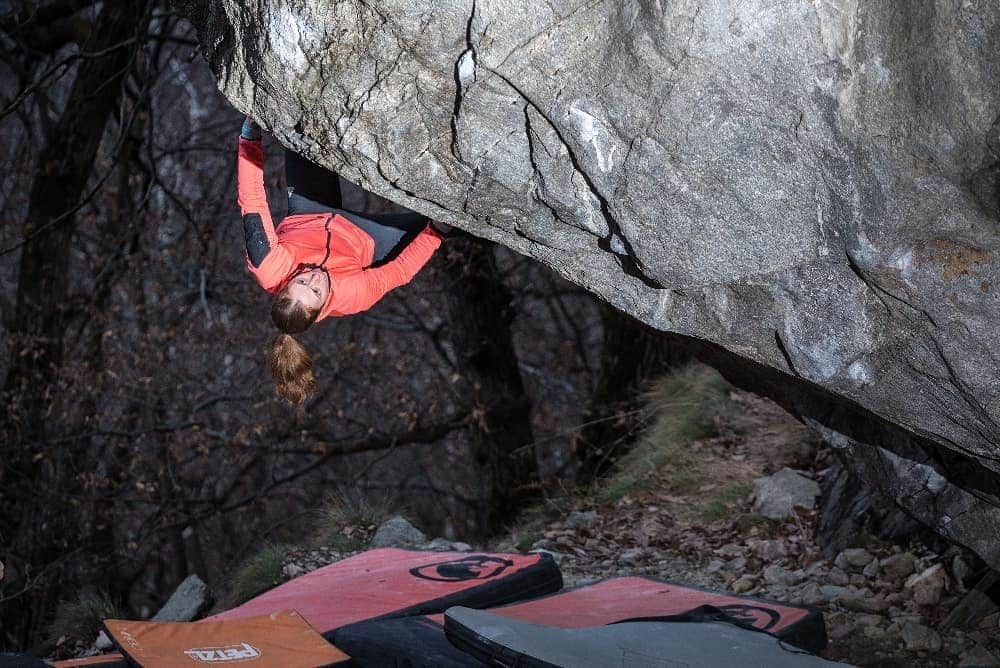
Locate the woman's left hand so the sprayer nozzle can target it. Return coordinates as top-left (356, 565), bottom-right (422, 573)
top-left (241, 115), bottom-right (262, 141)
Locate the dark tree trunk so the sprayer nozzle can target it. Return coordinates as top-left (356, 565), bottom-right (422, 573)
top-left (574, 306), bottom-right (689, 482)
top-left (3, 0), bottom-right (142, 416)
top-left (443, 238), bottom-right (538, 532)
top-left (75, 122), bottom-right (149, 609)
top-left (0, 0), bottom-right (148, 648)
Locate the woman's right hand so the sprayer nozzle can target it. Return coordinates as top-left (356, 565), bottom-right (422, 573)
top-left (241, 115), bottom-right (262, 141)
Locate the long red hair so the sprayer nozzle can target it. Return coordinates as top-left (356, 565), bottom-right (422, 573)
top-left (269, 289), bottom-right (320, 404)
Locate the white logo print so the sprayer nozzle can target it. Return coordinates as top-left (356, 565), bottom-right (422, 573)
top-left (183, 642), bottom-right (261, 663)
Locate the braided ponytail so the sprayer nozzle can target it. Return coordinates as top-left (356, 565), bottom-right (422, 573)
top-left (269, 294), bottom-right (320, 404)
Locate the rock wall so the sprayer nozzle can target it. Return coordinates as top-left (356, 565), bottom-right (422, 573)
top-left (184, 1), bottom-right (1000, 565)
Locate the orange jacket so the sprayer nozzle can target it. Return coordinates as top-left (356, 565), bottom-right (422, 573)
top-left (237, 136), bottom-right (443, 320)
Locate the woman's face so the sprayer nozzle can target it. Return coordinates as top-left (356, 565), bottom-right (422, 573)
top-left (285, 268), bottom-right (330, 311)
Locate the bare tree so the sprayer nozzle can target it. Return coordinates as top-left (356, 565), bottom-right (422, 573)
top-left (574, 307), bottom-right (688, 481)
top-left (0, 0), bottom-right (155, 646)
top-left (443, 238), bottom-right (539, 531)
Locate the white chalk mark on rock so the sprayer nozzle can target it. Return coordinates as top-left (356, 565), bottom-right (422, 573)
top-left (457, 49), bottom-right (477, 86)
top-left (568, 103), bottom-right (617, 173)
top-left (847, 359), bottom-right (873, 384)
top-left (266, 4), bottom-right (317, 72)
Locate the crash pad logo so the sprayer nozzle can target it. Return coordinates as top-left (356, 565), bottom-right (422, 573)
top-left (183, 642), bottom-right (261, 663)
top-left (715, 604), bottom-right (781, 631)
top-left (410, 555), bottom-right (513, 581)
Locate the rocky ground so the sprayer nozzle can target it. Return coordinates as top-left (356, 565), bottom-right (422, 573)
top-left (496, 508), bottom-right (999, 667)
top-left (486, 390), bottom-right (1000, 667)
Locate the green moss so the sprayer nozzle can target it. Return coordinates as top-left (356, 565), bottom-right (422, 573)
top-left (325, 533), bottom-right (364, 553)
top-left (695, 483), bottom-right (745, 519)
top-left (501, 492), bottom-right (580, 553)
top-left (514, 532), bottom-right (542, 553)
top-left (724, 482), bottom-right (751, 506)
top-left (669, 466), bottom-right (710, 493)
top-left (600, 364), bottom-right (732, 503)
top-left (227, 544), bottom-right (289, 607)
top-left (698, 498), bottom-right (731, 521)
top-left (601, 476), bottom-right (647, 504)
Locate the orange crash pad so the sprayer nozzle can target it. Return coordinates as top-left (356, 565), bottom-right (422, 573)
top-left (102, 610), bottom-right (347, 668)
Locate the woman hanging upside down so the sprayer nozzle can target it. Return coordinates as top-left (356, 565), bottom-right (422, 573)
top-left (237, 116), bottom-right (451, 403)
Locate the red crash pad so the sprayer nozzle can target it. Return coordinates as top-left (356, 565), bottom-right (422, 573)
top-left (57, 548), bottom-right (560, 667)
top-left (210, 548), bottom-right (561, 634)
top-left (427, 576), bottom-right (814, 633)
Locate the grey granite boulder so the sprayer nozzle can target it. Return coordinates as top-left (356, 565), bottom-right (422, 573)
top-left (901, 621), bottom-right (943, 653)
top-left (753, 468), bottom-right (820, 520)
top-left (151, 574), bottom-right (211, 622)
top-left (904, 563), bottom-right (948, 606)
top-left (183, 0), bottom-right (1000, 567)
top-left (880, 552), bottom-right (917, 581)
top-left (422, 537), bottom-right (473, 552)
top-left (370, 516), bottom-right (427, 548)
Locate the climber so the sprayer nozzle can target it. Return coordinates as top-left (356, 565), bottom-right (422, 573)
top-left (237, 116), bottom-right (452, 404)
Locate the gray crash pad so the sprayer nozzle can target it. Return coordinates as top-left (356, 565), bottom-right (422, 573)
top-left (444, 606), bottom-right (853, 668)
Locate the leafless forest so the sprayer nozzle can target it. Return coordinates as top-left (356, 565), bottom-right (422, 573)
top-left (0, 2), bottom-right (679, 649)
